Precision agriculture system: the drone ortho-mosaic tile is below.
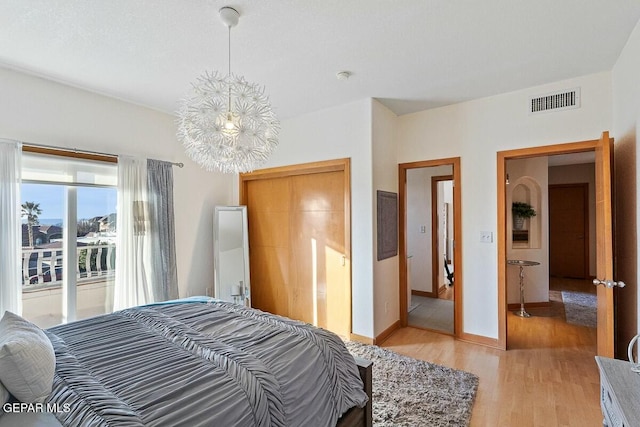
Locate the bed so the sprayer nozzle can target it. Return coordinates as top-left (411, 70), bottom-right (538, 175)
top-left (0, 298), bottom-right (372, 427)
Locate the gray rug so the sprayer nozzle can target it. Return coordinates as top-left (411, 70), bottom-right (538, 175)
top-left (561, 291), bottom-right (596, 328)
top-left (345, 341), bottom-right (478, 427)
top-left (408, 296), bottom-right (454, 333)
top-left (408, 302), bottom-right (420, 313)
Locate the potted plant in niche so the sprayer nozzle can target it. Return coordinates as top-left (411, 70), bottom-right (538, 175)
top-left (512, 201), bottom-right (536, 230)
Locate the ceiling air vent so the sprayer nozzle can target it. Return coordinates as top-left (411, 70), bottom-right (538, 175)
top-left (529, 88), bottom-right (580, 114)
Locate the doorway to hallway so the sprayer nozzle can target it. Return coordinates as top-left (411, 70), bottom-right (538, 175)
top-left (497, 132), bottom-right (617, 356)
top-left (399, 157), bottom-right (462, 337)
top-left (407, 174), bottom-right (454, 333)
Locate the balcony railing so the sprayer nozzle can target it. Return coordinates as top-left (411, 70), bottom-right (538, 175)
top-left (22, 245), bottom-right (116, 291)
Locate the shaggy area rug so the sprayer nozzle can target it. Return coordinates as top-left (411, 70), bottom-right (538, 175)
top-left (561, 291), bottom-right (596, 328)
top-left (345, 341), bottom-right (478, 427)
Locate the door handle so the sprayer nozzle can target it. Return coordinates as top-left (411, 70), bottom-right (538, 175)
top-left (593, 278), bottom-right (626, 288)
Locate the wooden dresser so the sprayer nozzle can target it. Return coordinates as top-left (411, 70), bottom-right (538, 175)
top-left (595, 356), bottom-right (640, 427)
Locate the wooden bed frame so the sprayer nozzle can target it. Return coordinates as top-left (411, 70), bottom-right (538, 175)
top-left (337, 357), bottom-right (373, 427)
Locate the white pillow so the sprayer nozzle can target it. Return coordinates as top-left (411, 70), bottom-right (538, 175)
top-left (0, 311), bottom-right (55, 403)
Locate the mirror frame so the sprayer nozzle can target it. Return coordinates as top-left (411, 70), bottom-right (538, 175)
top-left (213, 205), bottom-right (251, 306)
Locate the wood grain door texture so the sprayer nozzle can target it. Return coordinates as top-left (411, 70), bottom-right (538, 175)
top-left (245, 177), bottom-right (291, 317)
top-left (549, 184), bottom-right (589, 279)
top-left (595, 131), bottom-right (616, 357)
top-left (242, 161), bottom-right (350, 338)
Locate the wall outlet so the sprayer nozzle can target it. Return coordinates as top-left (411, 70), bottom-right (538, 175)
top-left (420, 225), bottom-right (426, 233)
top-left (385, 301), bottom-right (389, 313)
top-left (480, 231), bottom-right (493, 243)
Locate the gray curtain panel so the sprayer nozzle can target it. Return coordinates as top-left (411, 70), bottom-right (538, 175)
top-left (146, 159), bottom-right (179, 301)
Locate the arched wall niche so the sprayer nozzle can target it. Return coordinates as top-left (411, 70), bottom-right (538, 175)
top-left (509, 176), bottom-right (542, 249)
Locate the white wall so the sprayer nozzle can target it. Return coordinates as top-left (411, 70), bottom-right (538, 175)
top-left (407, 169), bottom-right (431, 293)
top-left (397, 71), bottom-right (612, 339)
top-left (612, 18), bottom-right (640, 354)
top-left (259, 98), bottom-right (375, 338)
top-left (372, 100), bottom-right (399, 336)
top-left (0, 66), bottom-right (234, 300)
top-left (506, 157), bottom-right (549, 304)
top-left (548, 163), bottom-right (596, 277)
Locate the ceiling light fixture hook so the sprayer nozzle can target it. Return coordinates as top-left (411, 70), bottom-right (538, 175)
top-left (336, 71), bottom-right (352, 81)
top-left (219, 7), bottom-right (239, 28)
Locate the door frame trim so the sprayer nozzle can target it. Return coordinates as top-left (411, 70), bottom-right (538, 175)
top-left (399, 157), bottom-right (462, 337)
top-left (497, 138), bottom-right (600, 350)
top-left (239, 158), bottom-right (352, 335)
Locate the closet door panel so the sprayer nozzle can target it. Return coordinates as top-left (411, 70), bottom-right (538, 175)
top-left (248, 245), bottom-right (290, 317)
top-left (246, 178), bottom-right (291, 317)
top-left (243, 161), bottom-right (350, 338)
top-left (290, 172), bottom-right (348, 337)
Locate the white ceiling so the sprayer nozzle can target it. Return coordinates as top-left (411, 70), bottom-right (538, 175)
top-left (1, 1), bottom-right (639, 120)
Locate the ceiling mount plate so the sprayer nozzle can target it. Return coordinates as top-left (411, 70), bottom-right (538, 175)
top-left (219, 7), bottom-right (239, 28)
top-left (336, 71), bottom-right (352, 81)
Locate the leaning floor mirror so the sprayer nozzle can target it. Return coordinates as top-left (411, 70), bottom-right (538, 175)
top-left (214, 206), bottom-right (251, 306)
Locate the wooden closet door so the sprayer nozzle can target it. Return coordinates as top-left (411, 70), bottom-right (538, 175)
top-left (290, 171), bottom-right (348, 337)
top-left (245, 169), bottom-right (349, 338)
top-left (246, 177), bottom-right (291, 317)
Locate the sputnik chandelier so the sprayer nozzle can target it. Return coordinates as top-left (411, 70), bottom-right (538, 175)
top-left (177, 6), bottom-right (280, 174)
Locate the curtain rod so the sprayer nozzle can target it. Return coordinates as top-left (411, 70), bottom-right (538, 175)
top-left (22, 142), bottom-right (184, 168)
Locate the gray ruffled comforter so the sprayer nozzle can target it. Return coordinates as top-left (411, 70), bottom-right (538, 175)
top-left (44, 299), bottom-right (368, 427)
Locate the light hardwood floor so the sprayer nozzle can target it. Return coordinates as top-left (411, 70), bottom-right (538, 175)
top-left (381, 279), bottom-right (601, 427)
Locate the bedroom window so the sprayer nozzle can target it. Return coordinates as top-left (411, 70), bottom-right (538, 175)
top-left (20, 150), bottom-right (117, 328)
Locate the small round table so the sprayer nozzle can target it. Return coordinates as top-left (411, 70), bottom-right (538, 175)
top-left (507, 259), bottom-right (540, 318)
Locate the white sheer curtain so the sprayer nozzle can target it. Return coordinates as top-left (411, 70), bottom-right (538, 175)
top-left (114, 156), bottom-right (154, 310)
top-left (0, 140), bottom-right (22, 315)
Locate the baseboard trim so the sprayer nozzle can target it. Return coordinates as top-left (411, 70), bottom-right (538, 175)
top-left (353, 324), bottom-right (502, 350)
top-left (458, 332), bottom-right (502, 350)
top-left (350, 333), bottom-right (374, 345)
top-left (411, 289), bottom-right (436, 298)
top-left (374, 320), bottom-right (401, 345)
top-left (507, 301), bottom-right (551, 310)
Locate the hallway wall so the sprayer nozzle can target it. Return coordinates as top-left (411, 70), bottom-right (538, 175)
top-left (406, 165), bottom-right (452, 294)
top-left (506, 157), bottom-right (549, 304)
